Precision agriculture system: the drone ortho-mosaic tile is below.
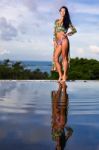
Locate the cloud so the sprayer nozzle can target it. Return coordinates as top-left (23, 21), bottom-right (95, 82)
top-left (0, 47), bottom-right (10, 55)
top-left (54, 0), bottom-right (67, 8)
top-left (22, 0), bottom-right (38, 12)
top-left (89, 45), bottom-right (99, 54)
top-left (74, 3), bottom-right (99, 15)
top-left (76, 48), bottom-right (84, 54)
top-left (0, 17), bottom-right (18, 41)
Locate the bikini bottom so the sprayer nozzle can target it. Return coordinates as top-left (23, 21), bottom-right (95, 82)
top-left (56, 36), bottom-right (66, 45)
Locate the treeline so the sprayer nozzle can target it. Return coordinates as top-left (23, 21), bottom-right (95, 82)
top-left (68, 57), bottom-right (99, 80)
top-left (0, 58), bottom-right (99, 80)
top-left (0, 59), bottom-right (48, 79)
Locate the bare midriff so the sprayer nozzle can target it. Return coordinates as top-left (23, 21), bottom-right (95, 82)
top-left (56, 31), bottom-right (67, 40)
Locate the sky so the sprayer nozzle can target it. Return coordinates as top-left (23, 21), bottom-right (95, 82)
top-left (0, 0), bottom-right (99, 61)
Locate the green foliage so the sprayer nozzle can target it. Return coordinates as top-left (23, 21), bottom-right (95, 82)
top-left (49, 71), bottom-right (59, 80)
top-left (68, 57), bottom-right (99, 80)
top-left (0, 59), bottom-right (49, 79)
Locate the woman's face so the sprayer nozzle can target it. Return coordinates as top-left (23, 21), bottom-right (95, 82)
top-left (59, 8), bottom-right (66, 17)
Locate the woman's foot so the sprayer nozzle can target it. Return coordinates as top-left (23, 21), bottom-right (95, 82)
top-left (57, 76), bottom-right (63, 83)
top-left (61, 74), bottom-right (68, 82)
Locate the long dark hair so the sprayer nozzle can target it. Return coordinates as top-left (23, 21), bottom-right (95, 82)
top-left (59, 6), bottom-right (72, 29)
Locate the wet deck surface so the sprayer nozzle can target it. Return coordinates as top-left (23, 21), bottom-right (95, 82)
top-left (0, 80), bottom-right (99, 150)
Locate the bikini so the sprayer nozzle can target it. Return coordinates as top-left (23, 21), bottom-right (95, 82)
top-left (53, 19), bottom-right (68, 45)
top-left (51, 19), bottom-right (77, 70)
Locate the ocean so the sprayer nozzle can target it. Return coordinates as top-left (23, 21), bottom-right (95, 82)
top-left (0, 60), bottom-right (53, 74)
top-left (21, 61), bottom-right (52, 74)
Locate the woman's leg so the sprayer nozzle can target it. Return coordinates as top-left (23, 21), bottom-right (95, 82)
top-left (61, 38), bottom-right (70, 81)
top-left (54, 44), bottom-right (63, 81)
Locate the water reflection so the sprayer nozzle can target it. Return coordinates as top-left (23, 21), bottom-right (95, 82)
top-left (51, 82), bottom-right (73, 150)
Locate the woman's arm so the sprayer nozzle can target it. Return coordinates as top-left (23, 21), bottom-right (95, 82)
top-left (66, 23), bottom-right (77, 36)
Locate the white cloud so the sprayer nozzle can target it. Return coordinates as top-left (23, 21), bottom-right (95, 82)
top-left (74, 3), bottom-right (99, 15)
top-left (76, 48), bottom-right (84, 54)
top-left (89, 45), bottom-right (99, 54)
top-left (0, 2), bottom-right (27, 23)
top-left (0, 17), bottom-right (18, 41)
top-left (0, 47), bottom-right (10, 55)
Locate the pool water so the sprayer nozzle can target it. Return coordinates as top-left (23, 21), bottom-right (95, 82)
top-left (0, 80), bottom-right (99, 150)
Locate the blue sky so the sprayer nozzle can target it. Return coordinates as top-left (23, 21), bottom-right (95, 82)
top-left (0, 0), bottom-right (99, 61)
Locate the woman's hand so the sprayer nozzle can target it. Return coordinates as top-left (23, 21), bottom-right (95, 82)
top-left (66, 32), bottom-right (73, 36)
top-left (63, 33), bottom-right (68, 37)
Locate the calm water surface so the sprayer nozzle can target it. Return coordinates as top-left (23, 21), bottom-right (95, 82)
top-left (0, 80), bottom-right (99, 150)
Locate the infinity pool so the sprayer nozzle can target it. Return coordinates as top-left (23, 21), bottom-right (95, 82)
top-left (0, 80), bottom-right (99, 150)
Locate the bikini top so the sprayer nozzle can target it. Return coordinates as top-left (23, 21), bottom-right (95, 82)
top-left (53, 19), bottom-right (77, 40)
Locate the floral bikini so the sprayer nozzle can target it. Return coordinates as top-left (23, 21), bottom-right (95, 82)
top-left (51, 19), bottom-right (77, 72)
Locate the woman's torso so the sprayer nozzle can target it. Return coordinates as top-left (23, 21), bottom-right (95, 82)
top-left (55, 19), bottom-right (68, 40)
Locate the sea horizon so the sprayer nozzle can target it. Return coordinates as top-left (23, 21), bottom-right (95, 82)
top-left (0, 60), bottom-right (52, 74)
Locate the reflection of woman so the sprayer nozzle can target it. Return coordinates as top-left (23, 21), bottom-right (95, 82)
top-left (51, 82), bottom-right (73, 150)
top-left (51, 6), bottom-right (77, 83)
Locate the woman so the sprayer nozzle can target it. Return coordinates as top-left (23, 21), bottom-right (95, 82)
top-left (51, 6), bottom-right (77, 82)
